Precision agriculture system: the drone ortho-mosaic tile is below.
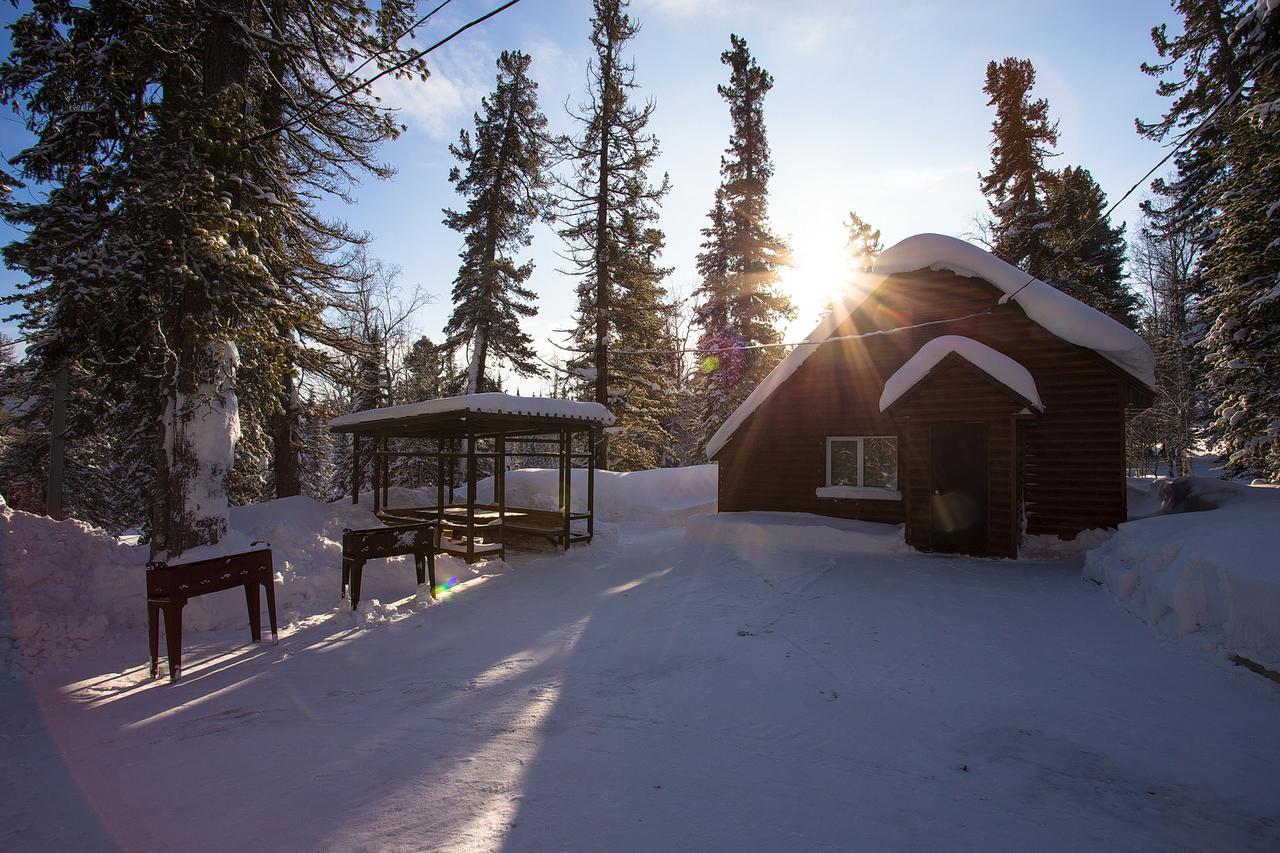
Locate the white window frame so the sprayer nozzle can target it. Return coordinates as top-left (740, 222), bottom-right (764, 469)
top-left (821, 435), bottom-right (900, 500)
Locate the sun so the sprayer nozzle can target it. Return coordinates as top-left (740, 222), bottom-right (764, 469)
top-left (777, 218), bottom-right (856, 337)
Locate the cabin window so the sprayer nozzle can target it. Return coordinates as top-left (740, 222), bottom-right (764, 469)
top-left (824, 436), bottom-right (898, 492)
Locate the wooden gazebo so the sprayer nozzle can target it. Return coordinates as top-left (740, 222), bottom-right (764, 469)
top-left (329, 393), bottom-right (615, 562)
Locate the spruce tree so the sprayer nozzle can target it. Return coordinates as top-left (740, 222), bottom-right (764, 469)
top-left (1197, 2), bottom-right (1280, 480)
top-left (691, 34), bottom-right (794, 455)
top-left (1040, 166), bottom-right (1139, 327)
top-left (556, 0), bottom-right (672, 469)
top-left (846, 211), bottom-right (883, 274)
top-left (980, 57), bottom-right (1059, 277)
top-left (1137, 0), bottom-right (1249, 243)
top-left (1, 1), bottom-right (426, 555)
top-left (443, 51), bottom-right (552, 394)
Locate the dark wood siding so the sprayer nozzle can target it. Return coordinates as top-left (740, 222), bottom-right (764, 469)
top-left (891, 358), bottom-right (1023, 558)
top-left (715, 270), bottom-right (1135, 548)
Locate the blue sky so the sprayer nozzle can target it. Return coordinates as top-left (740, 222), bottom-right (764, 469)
top-left (0, 0), bottom-right (1181, 390)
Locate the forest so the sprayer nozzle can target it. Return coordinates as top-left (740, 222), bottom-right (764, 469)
top-left (0, 0), bottom-right (1275, 558)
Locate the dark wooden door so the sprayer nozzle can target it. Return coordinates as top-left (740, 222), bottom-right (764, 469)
top-left (929, 422), bottom-right (989, 555)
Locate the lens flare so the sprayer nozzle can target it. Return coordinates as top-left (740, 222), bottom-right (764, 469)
top-left (432, 576), bottom-right (460, 597)
top-left (700, 354), bottom-right (721, 373)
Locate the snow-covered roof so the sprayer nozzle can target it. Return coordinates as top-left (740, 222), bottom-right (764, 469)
top-left (704, 233), bottom-right (1155, 458)
top-left (875, 234), bottom-right (1154, 388)
top-left (329, 392), bottom-right (616, 431)
top-left (878, 335), bottom-right (1043, 413)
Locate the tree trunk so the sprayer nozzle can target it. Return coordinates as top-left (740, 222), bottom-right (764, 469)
top-left (593, 48), bottom-right (614, 471)
top-left (155, 4), bottom-right (251, 558)
top-left (272, 368), bottom-right (300, 498)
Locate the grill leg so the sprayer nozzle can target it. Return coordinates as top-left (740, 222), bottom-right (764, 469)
top-left (263, 576), bottom-right (279, 644)
top-left (415, 553), bottom-right (426, 587)
top-left (147, 601), bottom-right (160, 679)
top-left (350, 560), bottom-right (364, 611)
top-left (161, 601), bottom-right (184, 684)
top-left (341, 557), bottom-right (351, 600)
top-left (245, 582), bottom-right (262, 643)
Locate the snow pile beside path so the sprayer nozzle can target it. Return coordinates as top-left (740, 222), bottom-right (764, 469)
top-left (1, 493), bottom-right (482, 671)
top-left (687, 511), bottom-right (910, 555)
top-left (1084, 486), bottom-right (1280, 671)
top-left (469, 465), bottom-right (716, 526)
top-left (1, 496), bottom-right (147, 670)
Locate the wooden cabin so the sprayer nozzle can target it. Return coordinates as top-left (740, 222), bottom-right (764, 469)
top-left (705, 234), bottom-right (1155, 559)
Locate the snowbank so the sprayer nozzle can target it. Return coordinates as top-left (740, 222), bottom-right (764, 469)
top-left (0, 493), bottom-right (480, 672)
top-left (3, 466), bottom-right (713, 670)
top-left (879, 335), bottom-right (1042, 412)
top-left (1084, 483), bottom-right (1280, 671)
top-left (465, 465), bottom-right (716, 526)
top-left (686, 511), bottom-right (910, 555)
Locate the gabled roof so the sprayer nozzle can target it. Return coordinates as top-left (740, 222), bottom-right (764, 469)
top-left (330, 392), bottom-right (615, 434)
top-left (704, 233), bottom-right (1155, 459)
top-left (879, 336), bottom-right (1043, 413)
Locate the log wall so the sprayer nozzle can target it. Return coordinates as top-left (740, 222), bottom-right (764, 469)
top-left (715, 270), bottom-right (1133, 548)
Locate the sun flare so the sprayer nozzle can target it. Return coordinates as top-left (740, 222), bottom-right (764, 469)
top-left (778, 218), bottom-right (857, 336)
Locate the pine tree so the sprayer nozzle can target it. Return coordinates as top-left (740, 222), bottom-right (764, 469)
top-left (608, 210), bottom-right (679, 470)
top-left (0, 1), bottom-right (427, 555)
top-left (691, 34), bottom-right (794, 455)
top-left (1137, 0), bottom-right (1249, 243)
top-left (846, 211), bottom-right (883, 274)
top-left (1197, 2), bottom-right (1280, 480)
top-left (556, 0), bottom-right (672, 469)
top-left (1040, 166), bottom-right (1139, 327)
top-left (1137, 1), bottom-right (1279, 480)
top-left (980, 57), bottom-right (1060, 277)
top-left (443, 51), bottom-right (552, 395)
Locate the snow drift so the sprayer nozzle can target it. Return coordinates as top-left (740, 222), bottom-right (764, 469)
top-left (1084, 479), bottom-right (1280, 671)
top-left (0, 493), bottom-right (475, 672)
top-left (2, 466), bottom-right (715, 670)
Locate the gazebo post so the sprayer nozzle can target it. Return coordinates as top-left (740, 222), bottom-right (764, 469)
top-left (557, 431), bottom-right (565, 511)
top-left (587, 427), bottom-right (595, 542)
top-left (466, 429), bottom-right (477, 563)
top-left (351, 433), bottom-right (361, 505)
top-left (435, 431), bottom-right (445, 527)
top-left (381, 438), bottom-right (389, 509)
top-left (496, 431), bottom-right (506, 526)
top-left (372, 439), bottom-right (382, 515)
top-left (562, 428), bottom-right (572, 551)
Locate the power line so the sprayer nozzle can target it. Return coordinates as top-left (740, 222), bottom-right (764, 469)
top-left (250, 0), bottom-right (523, 142)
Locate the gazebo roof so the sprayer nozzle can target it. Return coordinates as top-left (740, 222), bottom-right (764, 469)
top-left (328, 392), bottom-right (615, 438)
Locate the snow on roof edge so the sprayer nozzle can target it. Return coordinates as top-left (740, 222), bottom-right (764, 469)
top-left (704, 233), bottom-right (1154, 459)
top-left (329, 392), bottom-right (616, 430)
top-left (878, 335), bottom-right (1044, 413)
top-left (875, 234), bottom-right (1155, 389)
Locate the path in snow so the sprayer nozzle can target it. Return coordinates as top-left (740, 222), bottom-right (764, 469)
top-left (3, 525), bottom-right (1278, 852)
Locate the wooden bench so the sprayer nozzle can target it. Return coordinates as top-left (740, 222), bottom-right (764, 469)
top-left (341, 522), bottom-right (437, 610)
top-left (146, 547), bottom-right (277, 684)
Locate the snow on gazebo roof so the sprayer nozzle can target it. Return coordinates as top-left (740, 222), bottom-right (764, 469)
top-left (704, 233), bottom-right (1154, 458)
top-left (329, 392), bottom-right (615, 432)
top-left (878, 335), bottom-right (1044, 413)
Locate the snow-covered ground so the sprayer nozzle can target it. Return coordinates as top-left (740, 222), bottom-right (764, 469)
top-left (3, 474), bottom-right (1278, 851)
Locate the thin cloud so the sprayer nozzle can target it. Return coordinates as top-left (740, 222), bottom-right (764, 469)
top-left (876, 164), bottom-right (977, 189)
